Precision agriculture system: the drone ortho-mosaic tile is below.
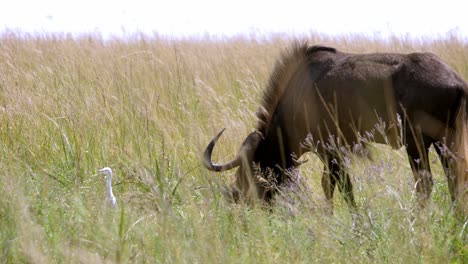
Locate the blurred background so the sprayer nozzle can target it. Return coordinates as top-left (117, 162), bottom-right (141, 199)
top-left (1, 0), bottom-right (467, 40)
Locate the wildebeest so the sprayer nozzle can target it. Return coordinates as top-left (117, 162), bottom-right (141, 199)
top-left (203, 42), bottom-right (468, 213)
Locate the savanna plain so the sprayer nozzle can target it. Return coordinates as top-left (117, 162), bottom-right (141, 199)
top-left (0, 32), bottom-right (467, 263)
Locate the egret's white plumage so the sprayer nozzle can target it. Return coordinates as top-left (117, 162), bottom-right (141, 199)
top-left (98, 167), bottom-right (117, 207)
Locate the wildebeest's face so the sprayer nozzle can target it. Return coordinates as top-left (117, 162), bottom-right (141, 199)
top-left (203, 129), bottom-right (265, 202)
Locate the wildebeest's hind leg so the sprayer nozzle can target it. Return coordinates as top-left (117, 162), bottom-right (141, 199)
top-left (321, 156), bottom-right (357, 213)
top-left (405, 134), bottom-right (435, 205)
top-left (434, 142), bottom-right (456, 203)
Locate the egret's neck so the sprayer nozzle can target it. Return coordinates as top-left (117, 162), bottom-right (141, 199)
top-left (106, 174), bottom-right (114, 197)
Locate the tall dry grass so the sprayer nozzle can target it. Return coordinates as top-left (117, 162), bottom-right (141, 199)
top-left (0, 31), bottom-right (466, 263)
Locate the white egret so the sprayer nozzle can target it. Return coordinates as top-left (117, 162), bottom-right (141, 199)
top-left (98, 167), bottom-right (117, 207)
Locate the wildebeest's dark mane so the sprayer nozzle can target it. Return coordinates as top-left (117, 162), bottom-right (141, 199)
top-left (255, 42), bottom-right (336, 133)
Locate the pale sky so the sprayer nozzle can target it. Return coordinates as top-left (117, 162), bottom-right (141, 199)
top-left (1, 0), bottom-right (467, 39)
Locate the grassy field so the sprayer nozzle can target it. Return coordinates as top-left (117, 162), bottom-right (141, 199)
top-left (0, 32), bottom-right (467, 263)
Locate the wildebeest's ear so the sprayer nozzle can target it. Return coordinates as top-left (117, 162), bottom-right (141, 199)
top-left (306, 45), bottom-right (337, 55)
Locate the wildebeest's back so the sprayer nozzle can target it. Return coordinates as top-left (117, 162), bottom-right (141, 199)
top-left (321, 52), bottom-right (405, 82)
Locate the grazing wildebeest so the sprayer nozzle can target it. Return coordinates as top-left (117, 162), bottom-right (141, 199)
top-left (203, 42), bottom-right (468, 213)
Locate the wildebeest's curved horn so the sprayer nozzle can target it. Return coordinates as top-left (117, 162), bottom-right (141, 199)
top-left (203, 128), bottom-right (242, 172)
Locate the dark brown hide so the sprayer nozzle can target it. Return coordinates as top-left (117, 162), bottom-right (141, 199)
top-left (204, 42), bottom-right (468, 212)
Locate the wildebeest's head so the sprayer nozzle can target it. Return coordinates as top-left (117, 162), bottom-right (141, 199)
top-left (203, 128), bottom-right (266, 203)
top-left (202, 43), bottom-right (315, 203)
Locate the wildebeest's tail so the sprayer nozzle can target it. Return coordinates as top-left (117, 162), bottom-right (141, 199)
top-left (454, 96), bottom-right (468, 215)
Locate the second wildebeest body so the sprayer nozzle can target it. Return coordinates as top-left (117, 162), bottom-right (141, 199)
top-left (204, 42), bottom-right (468, 212)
